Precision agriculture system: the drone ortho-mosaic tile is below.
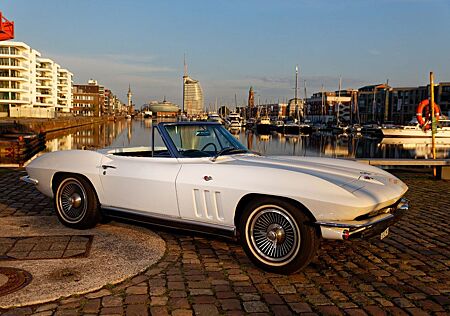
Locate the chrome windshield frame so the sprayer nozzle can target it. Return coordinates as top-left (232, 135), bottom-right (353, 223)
top-left (156, 122), bottom-right (247, 159)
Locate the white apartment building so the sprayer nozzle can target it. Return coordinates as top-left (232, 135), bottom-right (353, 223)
top-left (57, 68), bottom-right (73, 112)
top-left (0, 42), bottom-right (32, 117)
top-left (0, 41), bottom-right (73, 118)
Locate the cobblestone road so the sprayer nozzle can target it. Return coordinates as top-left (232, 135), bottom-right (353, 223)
top-left (0, 170), bottom-right (449, 316)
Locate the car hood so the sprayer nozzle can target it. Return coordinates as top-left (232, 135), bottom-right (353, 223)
top-left (228, 154), bottom-right (407, 194)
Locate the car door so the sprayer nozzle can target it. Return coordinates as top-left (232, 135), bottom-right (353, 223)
top-left (99, 154), bottom-right (181, 217)
top-left (175, 158), bottom-right (243, 228)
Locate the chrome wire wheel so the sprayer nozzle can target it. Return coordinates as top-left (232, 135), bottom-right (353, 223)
top-left (56, 178), bottom-right (88, 224)
top-left (246, 205), bottom-right (301, 265)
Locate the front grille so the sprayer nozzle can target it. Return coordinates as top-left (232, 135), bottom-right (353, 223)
top-left (353, 199), bottom-right (401, 221)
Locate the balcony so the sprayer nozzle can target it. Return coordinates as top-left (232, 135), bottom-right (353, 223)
top-left (0, 87), bottom-right (29, 93)
top-left (37, 75), bottom-right (53, 80)
top-left (0, 75), bottom-right (28, 81)
top-left (0, 52), bottom-right (28, 59)
top-left (34, 101), bottom-right (53, 107)
top-left (0, 63), bottom-right (28, 71)
top-left (0, 93), bottom-right (29, 103)
top-left (36, 83), bottom-right (52, 89)
top-left (36, 92), bottom-right (52, 97)
top-left (36, 66), bottom-right (52, 72)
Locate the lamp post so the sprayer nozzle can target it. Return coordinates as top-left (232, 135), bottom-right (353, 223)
top-left (430, 72), bottom-right (436, 163)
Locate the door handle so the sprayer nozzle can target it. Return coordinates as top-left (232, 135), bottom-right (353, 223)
top-left (102, 165), bottom-right (117, 170)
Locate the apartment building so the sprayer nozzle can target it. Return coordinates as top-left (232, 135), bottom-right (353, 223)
top-left (308, 90), bottom-right (356, 123)
top-left (57, 68), bottom-right (73, 113)
top-left (35, 58), bottom-right (57, 109)
top-left (0, 42), bottom-right (33, 117)
top-left (308, 82), bottom-right (449, 125)
top-left (436, 82), bottom-right (450, 118)
top-left (0, 41), bottom-right (73, 118)
top-left (72, 81), bottom-right (102, 117)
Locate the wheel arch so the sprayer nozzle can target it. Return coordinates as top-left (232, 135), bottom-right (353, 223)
top-left (234, 193), bottom-right (317, 233)
top-left (52, 172), bottom-right (100, 204)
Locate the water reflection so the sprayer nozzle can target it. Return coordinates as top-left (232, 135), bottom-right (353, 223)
top-left (41, 119), bottom-right (450, 160)
top-left (44, 120), bottom-right (129, 152)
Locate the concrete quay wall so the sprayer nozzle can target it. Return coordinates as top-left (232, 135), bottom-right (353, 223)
top-left (0, 116), bottom-right (117, 134)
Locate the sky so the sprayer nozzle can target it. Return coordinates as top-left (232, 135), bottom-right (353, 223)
top-left (3, 0), bottom-right (450, 109)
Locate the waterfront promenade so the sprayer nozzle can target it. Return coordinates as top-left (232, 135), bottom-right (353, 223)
top-left (0, 169), bottom-right (448, 315)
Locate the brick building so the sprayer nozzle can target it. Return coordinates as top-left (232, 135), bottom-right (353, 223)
top-left (72, 80), bottom-right (103, 117)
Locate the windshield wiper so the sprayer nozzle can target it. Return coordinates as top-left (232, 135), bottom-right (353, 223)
top-left (211, 147), bottom-right (248, 161)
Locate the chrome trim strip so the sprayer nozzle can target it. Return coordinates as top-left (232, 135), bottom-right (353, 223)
top-left (102, 205), bottom-right (236, 235)
top-left (156, 124), bottom-right (182, 158)
top-left (316, 213), bottom-right (395, 228)
top-left (20, 175), bottom-right (38, 185)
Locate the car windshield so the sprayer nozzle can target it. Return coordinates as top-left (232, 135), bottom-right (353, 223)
top-left (163, 124), bottom-right (248, 158)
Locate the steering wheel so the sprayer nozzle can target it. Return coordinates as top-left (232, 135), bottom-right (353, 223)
top-left (201, 142), bottom-right (218, 152)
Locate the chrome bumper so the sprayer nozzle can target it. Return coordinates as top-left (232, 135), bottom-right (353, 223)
top-left (317, 198), bottom-right (409, 240)
top-left (20, 175), bottom-right (39, 185)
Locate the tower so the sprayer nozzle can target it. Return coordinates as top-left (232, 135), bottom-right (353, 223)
top-left (182, 55), bottom-right (203, 116)
top-left (248, 86), bottom-right (255, 118)
top-left (248, 86), bottom-right (255, 108)
top-left (127, 84), bottom-right (133, 114)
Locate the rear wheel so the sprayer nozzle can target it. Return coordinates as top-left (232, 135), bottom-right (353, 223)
top-left (239, 198), bottom-right (319, 274)
top-left (54, 175), bottom-right (100, 229)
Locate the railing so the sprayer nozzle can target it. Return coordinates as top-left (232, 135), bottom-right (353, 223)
top-left (355, 158), bottom-right (450, 180)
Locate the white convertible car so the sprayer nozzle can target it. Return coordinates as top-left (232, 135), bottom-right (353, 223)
top-left (22, 122), bottom-right (409, 274)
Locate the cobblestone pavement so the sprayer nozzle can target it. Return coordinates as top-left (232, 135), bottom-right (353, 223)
top-left (0, 169), bottom-right (449, 316)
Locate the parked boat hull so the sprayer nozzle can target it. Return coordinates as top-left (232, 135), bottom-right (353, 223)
top-left (381, 127), bottom-right (450, 138)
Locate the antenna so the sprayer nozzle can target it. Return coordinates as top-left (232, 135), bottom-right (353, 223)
top-left (295, 65), bottom-right (298, 103)
top-left (183, 53), bottom-right (188, 77)
top-left (304, 80), bottom-right (307, 116)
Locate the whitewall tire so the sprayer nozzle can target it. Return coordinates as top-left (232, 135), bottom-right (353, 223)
top-left (239, 197), bottom-right (319, 274)
top-left (54, 175), bottom-right (100, 229)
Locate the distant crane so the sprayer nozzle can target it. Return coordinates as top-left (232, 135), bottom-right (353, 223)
top-left (0, 12), bottom-right (14, 41)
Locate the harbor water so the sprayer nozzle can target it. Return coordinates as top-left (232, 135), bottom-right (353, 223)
top-left (34, 118), bottom-right (450, 163)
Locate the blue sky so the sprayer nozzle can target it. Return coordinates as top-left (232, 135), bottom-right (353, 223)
top-left (4, 0), bottom-right (450, 108)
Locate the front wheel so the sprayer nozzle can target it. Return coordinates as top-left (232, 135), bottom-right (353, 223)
top-left (239, 198), bottom-right (319, 274)
top-left (54, 175), bottom-right (101, 229)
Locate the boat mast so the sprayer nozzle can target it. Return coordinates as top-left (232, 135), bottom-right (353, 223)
top-left (337, 76), bottom-right (341, 124)
top-left (384, 79), bottom-right (389, 123)
top-left (295, 65), bottom-right (299, 122)
top-left (183, 53), bottom-right (187, 114)
top-left (304, 80), bottom-right (307, 118)
top-left (355, 91), bottom-right (361, 124)
top-left (321, 84), bottom-right (325, 117)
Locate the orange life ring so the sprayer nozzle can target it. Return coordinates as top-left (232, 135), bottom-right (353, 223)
top-left (416, 99), bottom-right (440, 130)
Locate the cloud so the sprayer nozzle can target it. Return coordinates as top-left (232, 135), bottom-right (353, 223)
top-left (47, 53), bottom-right (175, 76)
top-left (41, 52), bottom-right (177, 105)
top-left (368, 49), bottom-right (381, 56)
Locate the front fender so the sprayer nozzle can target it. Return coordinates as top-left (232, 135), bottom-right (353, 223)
top-left (25, 150), bottom-right (105, 200)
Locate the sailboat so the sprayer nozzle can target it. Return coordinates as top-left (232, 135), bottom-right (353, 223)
top-left (279, 66), bottom-right (301, 135)
top-left (298, 80), bottom-right (312, 134)
top-left (331, 77), bottom-right (349, 134)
